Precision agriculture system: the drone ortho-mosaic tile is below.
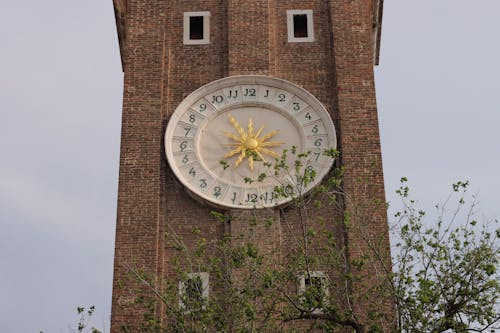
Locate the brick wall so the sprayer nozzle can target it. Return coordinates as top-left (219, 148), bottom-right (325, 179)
top-left (111, 0), bottom-right (392, 331)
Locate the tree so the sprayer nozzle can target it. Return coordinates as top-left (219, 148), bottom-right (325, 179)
top-left (392, 179), bottom-right (499, 332)
top-left (41, 306), bottom-right (102, 333)
top-left (119, 150), bottom-right (499, 333)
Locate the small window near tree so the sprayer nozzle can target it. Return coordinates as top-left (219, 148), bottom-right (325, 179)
top-left (298, 271), bottom-right (329, 314)
top-left (287, 10), bottom-right (314, 43)
top-left (183, 12), bottom-right (210, 45)
top-left (179, 272), bottom-right (209, 312)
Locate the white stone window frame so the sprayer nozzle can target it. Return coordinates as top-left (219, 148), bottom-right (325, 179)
top-left (287, 9), bottom-right (315, 43)
top-left (298, 271), bottom-right (329, 314)
top-left (178, 272), bottom-right (209, 311)
top-left (183, 11), bottom-right (211, 45)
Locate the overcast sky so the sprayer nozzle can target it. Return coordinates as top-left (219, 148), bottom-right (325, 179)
top-left (1, 1), bottom-right (499, 332)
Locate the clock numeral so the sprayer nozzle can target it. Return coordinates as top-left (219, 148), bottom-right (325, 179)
top-left (199, 103), bottom-right (207, 112)
top-left (184, 127), bottom-right (191, 137)
top-left (227, 89), bottom-right (238, 99)
top-left (181, 155), bottom-right (189, 164)
top-left (199, 178), bottom-right (207, 189)
top-left (260, 192), bottom-right (275, 204)
top-left (307, 165), bottom-right (314, 173)
top-left (264, 89), bottom-right (270, 98)
top-left (245, 193), bottom-right (258, 203)
top-left (285, 184), bottom-right (294, 196)
top-left (213, 186), bottom-right (221, 198)
top-left (189, 167), bottom-right (196, 177)
top-left (314, 138), bottom-right (323, 147)
top-left (313, 152), bottom-right (321, 162)
top-left (278, 93), bottom-right (286, 102)
top-left (293, 102), bottom-right (300, 111)
top-left (179, 141), bottom-right (188, 151)
top-left (230, 192), bottom-right (237, 204)
top-left (311, 125), bottom-right (319, 134)
top-left (211, 95), bottom-right (224, 104)
top-left (305, 112), bottom-right (312, 120)
top-left (189, 114), bottom-right (196, 123)
top-left (244, 88), bottom-right (256, 97)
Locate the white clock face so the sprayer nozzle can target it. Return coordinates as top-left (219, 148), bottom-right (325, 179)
top-left (165, 75), bottom-right (337, 209)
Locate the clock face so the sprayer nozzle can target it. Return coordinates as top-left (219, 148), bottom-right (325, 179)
top-left (165, 75), bottom-right (336, 209)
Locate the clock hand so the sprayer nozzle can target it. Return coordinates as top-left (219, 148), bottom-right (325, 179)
top-left (248, 155), bottom-right (254, 171)
top-left (228, 114), bottom-right (246, 139)
top-left (254, 127), bottom-right (264, 138)
top-left (258, 129), bottom-right (280, 142)
top-left (224, 147), bottom-right (243, 159)
top-left (234, 149), bottom-right (246, 167)
top-left (259, 147), bottom-right (281, 159)
top-left (247, 118), bottom-right (254, 137)
top-left (255, 150), bottom-right (267, 163)
top-left (260, 141), bottom-right (285, 147)
top-left (223, 131), bottom-right (242, 142)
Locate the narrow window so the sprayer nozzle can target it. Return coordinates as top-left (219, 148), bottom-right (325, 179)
top-left (183, 12), bottom-right (210, 45)
top-left (189, 16), bottom-right (204, 40)
top-left (179, 272), bottom-right (209, 312)
top-left (293, 14), bottom-right (308, 38)
top-left (287, 10), bottom-right (314, 43)
top-left (298, 271), bottom-right (329, 314)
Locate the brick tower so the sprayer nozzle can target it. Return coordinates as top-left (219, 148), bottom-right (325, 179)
top-left (111, 0), bottom-right (391, 331)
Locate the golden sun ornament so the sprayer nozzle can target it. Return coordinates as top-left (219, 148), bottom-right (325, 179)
top-left (222, 114), bottom-right (284, 171)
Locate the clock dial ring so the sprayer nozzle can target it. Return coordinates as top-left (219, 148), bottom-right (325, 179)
top-left (165, 75), bottom-right (337, 209)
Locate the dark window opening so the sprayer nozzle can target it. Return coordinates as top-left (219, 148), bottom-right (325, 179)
top-left (182, 276), bottom-right (205, 311)
top-left (293, 14), bottom-right (308, 38)
top-left (189, 16), bottom-right (204, 40)
top-left (304, 276), bottom-right (325, 307)
top-left (305, 277), bottom-right (323, 293)
top-left (185, 277), bottom-right (203, 301)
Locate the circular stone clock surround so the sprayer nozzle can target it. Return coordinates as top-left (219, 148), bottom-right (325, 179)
top-left (165, 75), bottom-right (337, 209)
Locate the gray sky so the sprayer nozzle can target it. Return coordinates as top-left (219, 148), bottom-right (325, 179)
top-left (0, 1), bottom-right (499, 332)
